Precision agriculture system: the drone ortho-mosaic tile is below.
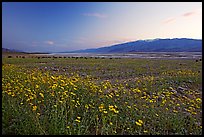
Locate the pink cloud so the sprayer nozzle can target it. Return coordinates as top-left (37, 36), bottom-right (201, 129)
top-left (182, 11), bottom-right (196, 17)
top-left (162, 8), bottom-right (200, 25)
top-left (83, 13), bottom-right (107, 18)
top-left (162, 17), bottom-right (176, 24)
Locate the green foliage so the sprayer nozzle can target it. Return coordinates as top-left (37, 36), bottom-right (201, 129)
top-left (2, 57), bottom-right (202, 135)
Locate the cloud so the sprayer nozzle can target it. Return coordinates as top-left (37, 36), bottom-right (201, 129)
top-left (182, 11), bottom-right (196, 17)
top-left (162, 17), bottom-right (176, 24)
top-left (44, 40), bottom-right (54, 45)
top-left (162, 9), bottom-right (199, 24)
top-left (83, 13), bottom-right (107, 18)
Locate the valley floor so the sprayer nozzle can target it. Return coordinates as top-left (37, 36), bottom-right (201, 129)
top-left (2, 55), bottom-right (202, 135)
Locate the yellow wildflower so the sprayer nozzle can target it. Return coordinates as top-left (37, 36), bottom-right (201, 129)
top-left (103, 111), bottom-right (108, 114)
top-left (109, 105), bottom-right (114, 109)
top-left (33, 106), bottom-right (37, 111)
top-left (75, 119), bottom-right (81, 123)
top-left (36, 85), bottom-right (39, 88)
top-left (77, 116), bottom-right (81, 119)
top-left (136, 119), bottom-right (143, 126)
top-left (173, 110), bottom-right (178, 113)
top-left (99, 104), bottom-right (104, 109)
top-left (136, 121), bottom-right (142, 126)
top-left (191, 112), bottom-right (197, 115)
top-left (196, 98), bottom-right (201, 102)
top-left (59, 100), bottom-right (63, 103)
top-left (39, 93), bottom-right (44, 98)
top-left (138, 119), bottom-right (143, 124)
top-left (114, 109), bottom-right (119, 114)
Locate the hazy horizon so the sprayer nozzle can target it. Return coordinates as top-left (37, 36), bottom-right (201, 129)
top-left (2, 2), bottom-right (202, 52)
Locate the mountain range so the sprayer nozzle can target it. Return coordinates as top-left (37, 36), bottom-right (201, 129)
top-left (70, 38), bottom-right (202, 53)
top-left (2, 38), bottom-right (202, 53)
top-left (2, 48), bottom-right (25, 53)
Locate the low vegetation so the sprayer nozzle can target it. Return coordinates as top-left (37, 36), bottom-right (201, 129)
top-left (2, 56), bottom-right (202, 135)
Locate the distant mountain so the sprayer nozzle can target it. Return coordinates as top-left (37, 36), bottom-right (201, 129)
top-left (2, 48), bottom-right (24, 53)
top-left (2, 48), bottom-right (51, 54)
top-left (71, 38), bottom-right (202, 53)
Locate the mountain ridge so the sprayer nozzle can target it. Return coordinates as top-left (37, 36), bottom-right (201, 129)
top-left (69, 38), bottom-right (202, 53)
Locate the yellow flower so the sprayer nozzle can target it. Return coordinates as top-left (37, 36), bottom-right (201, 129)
top-left (39, 93), bottom-right (44, 98)
top-left (108, 94), bottom-right (113, 98)
top-left (38, 101), bottom-right (42, 103)
top-left (136, 88), bottom-right (141, 93)
top-left (36, 85), bottom-right (39, 88)
top-left (77, 116), bottom-right (81, 119)
top-left (144, 130), bottom-right (148, 133)
top-left (149, 100), bottom-right (153, 103)
top-left (162, 100), bottom-right (166, 104)
top-left (8, 92), bottom-right (12, 95)
top-left (33, 106), bottom-right (37, 111)
top-left (176, 103), bottom-right (180, 106)
top-left (72, 78), bottom-right (78, 82)
top-left (138, 119), bottom-right (143, 124)
top-left (61, 80), bottom-right (65, 83)
top-left (59, 100), bottom-right (63, 103)
top-left (196, 98), bottom-right (201, 102)
top-left (75, 119), bottom-right (81, 123)
top-left (191, 112), bottom-right (197, 115)
top-left (155, 114), bottom-right (159, 117)
top-left (109, 105), bottom-right (114, 109)
top-left (114, 110), bottom-right (119, 114)
top-left (32, 76), bottom-right (37, 80)
top-left (110, 122), bottom-right (113, 125)
top-left (103, 111), bottom-right (108, 114)
top-left (136, 119), bottom-right (143, 126)
top-left (136, 121), bottom-right (142, 126)
top-left (99, 104), bottom-right (105, 112)
top-left (173, 110), bottom-right (178, 113)
top-left (70, 92), bottom-right (76, 96)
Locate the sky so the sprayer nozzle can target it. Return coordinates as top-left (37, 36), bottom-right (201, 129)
top-left (2, 2), bottom-right (202, 53)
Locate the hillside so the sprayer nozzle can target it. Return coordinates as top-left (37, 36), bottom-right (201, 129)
top-left (71, 38), bottom-right (202, 53)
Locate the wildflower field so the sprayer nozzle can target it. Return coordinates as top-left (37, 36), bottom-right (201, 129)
top-left (2, 56), bottom-right (202, 135)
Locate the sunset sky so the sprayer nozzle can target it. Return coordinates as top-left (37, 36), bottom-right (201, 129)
top-left (2, 2), bottom-right (202, 52)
